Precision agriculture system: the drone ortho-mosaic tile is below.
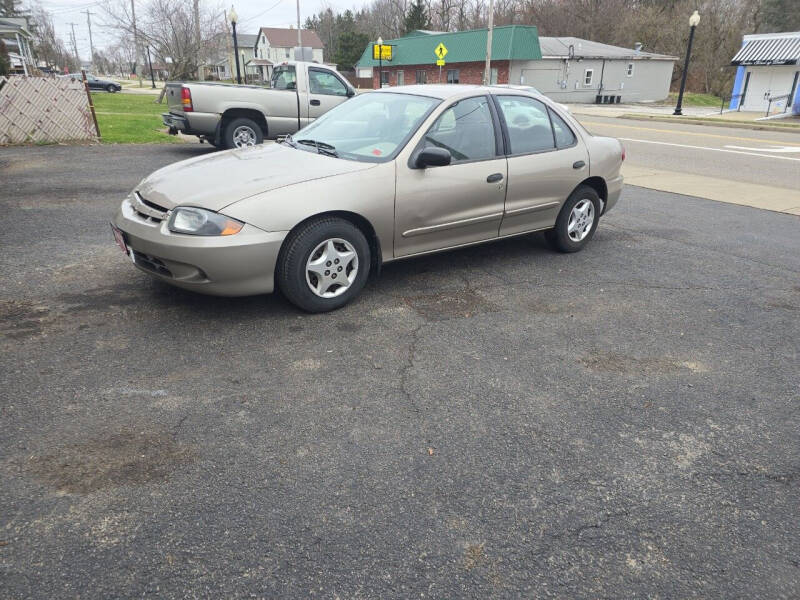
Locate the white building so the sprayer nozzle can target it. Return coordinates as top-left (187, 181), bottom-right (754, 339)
top-left (729, 31), bottom-right (800, 114)
top-left (0, 17), bottom-right (36, 76)
top-left (514, 37), bottom-right (677, 104)
top-left (250, 27), bottom-right (324, 82)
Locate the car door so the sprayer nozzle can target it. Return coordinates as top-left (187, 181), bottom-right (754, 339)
top-left (87, 76), bottom-right (101, 90)
top-left (307, 68), bottom-right (351, 120)
top-left (394, 95), bottom-right (507, 257)
top-left (493, 95), bottom-right (589, 236)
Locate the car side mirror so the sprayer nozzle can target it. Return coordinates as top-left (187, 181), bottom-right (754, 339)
top-left (415, 147), bottom-right (451, 168)
top-left (346, 88), bottom-right (356, 97)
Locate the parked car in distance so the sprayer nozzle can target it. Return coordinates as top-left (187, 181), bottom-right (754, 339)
top-left (162, 61), bottom-right (356, 149)
top-left (61, 72), bottom-right (122, 92)
top-left (113, 85), bottom-right (624, 313)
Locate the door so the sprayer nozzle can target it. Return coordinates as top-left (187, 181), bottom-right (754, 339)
top-left (397, 71), bottom-right (404, 86)
top-left (307, 68), bottom-right (351, 120)
top-left (493, 95), bottom-right (589, 236)
top-left (394, 95), bottom-right (507, 257)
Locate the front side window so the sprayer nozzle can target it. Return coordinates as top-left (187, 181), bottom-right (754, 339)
top-left (271, 65), bottom-right (296, 89)
top-left (290, 92), bottom-right (439, 163)
top-left (584, 69), bottom-right (594, 86)
top-left (423, 96), bottom-right (497, 162)
top-left (496, 95), bottom-right (554, 154)
top-left (447, 69), bottom-right (459, 84)
top-left (309, 69), bottom-right (348, 96)
top-left (416, 70), bottom-right (427, 84)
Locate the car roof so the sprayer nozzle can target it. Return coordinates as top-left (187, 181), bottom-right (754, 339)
top-left (375, 84), bottom-right (542, 100)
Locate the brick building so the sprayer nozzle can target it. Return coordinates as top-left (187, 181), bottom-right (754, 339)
top-left (355, 26), bottom-right (540, 88)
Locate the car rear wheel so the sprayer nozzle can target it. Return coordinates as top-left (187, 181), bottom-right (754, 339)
top-left (545, 185), bottom-right (601, 253)
top-left (277, 217), bottom-right (370, 313)
top-left (106, 84), bottom-right (117, 93)
top-left (224, 117), bottom-right (263, 149)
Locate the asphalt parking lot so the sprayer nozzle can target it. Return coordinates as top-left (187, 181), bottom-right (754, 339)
top-left (1, 144), bottom-right (799, 598)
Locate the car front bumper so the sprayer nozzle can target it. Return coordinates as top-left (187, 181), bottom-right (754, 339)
top-left (112, 197), bottom-right (287, 296)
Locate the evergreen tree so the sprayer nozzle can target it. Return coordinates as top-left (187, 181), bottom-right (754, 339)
top-left (403, 0), bottom-right (430, 35)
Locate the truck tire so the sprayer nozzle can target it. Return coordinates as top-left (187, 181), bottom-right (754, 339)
top-left (223, 117), bottom-right (263, 149)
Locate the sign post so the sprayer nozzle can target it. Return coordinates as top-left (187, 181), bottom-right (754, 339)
top-left (434, 43), bottom-right (448, 83)
top-left (373, 41), bottom-right (393, 87)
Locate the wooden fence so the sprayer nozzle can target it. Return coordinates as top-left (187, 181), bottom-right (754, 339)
top-left (0, 76), bottom-right (99, 145)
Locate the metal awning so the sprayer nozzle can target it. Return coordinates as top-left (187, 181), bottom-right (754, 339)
top-left (731, 34), bottom-right (800, 66)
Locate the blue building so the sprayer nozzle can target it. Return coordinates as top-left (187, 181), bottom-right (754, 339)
top-left (729, 31), bottom-right (800, 115)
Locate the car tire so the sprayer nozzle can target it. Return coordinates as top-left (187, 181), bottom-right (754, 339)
top-left (106, 84), bottom-right (117, 93)
top-left (545, 185), bottom-right (602, 253)
top-left (277, 217), bottom-right (371, 313)
top-left (223, 117), bottom-right (263, 149)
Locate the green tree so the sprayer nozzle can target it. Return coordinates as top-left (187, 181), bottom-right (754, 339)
top-left (336, 30), bottom-right (369, 69)
top-left (403, 0), bottom-right (430, 35)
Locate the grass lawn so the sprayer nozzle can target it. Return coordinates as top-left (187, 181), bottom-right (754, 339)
top-left (91, 92), bottom-right (180, 144)
top-left (665, 92), bottom-right (724, 107)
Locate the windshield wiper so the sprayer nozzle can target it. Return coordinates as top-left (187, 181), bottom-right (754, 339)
top-left (280, 134), bottom-right (297, 148)
top-left (296, 139), bottom-right (338, 158)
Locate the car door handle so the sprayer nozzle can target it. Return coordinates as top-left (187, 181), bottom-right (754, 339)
top-left (486, 173), bottom-right (504, 183)
top-left (573, 161), bottom-right (586, 169)
top-left (310, 99), bottom-right (321, 106)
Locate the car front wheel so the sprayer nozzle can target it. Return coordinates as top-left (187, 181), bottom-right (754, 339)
top-left (277, 217), bottom-right (370, 313)
top-left (545, 185), bottom-right (602, 253)
top-left (106, 84), bottom-right (117, 93)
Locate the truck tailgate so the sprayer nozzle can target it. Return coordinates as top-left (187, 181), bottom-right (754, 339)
top-left (165, 82), bottom-right (185, 113)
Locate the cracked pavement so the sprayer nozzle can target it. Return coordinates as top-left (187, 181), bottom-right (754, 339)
top-left (1, 144), bottom-right (799, 598)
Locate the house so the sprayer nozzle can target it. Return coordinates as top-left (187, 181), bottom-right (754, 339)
top-left (236, 33), bottom-right (258, 81)
top-left (354, 27), bottom-right (677, 103)
top-left (519, 37), bottom-right (677, 103)
top-left (729, 31), bottom-right (800, 114)
top-left (251, 27), bottom-right (324, 81)
top-left (0, 17), bottom-right (36, 76)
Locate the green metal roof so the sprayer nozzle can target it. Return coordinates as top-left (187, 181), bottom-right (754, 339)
top-left (356, 25), bottom-right (541, 67)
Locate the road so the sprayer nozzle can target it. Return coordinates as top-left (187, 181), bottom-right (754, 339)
top-left (1, 144), bottom-right (798, 598)
top-left (573, 115), bottom-right (800, 214)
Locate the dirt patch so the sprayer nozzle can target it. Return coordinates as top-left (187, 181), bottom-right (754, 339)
top-left (57, 285), bottom-right (142, 313)
top-left (27, 430), bottom-right (194, 495)
top-left (581, 351), bottom-right (709, 375)
top-left (464, 542), bottom-right (486, 570)
top-left (405, 291), bottom-right (497, 321)
top-left (0, 300), bottom-right (50, 339)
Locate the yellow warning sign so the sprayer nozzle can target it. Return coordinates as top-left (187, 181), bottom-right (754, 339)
top-left (373, 44), bottom-right (392, 61)
top-left (434, 43), bottom-right (448, 60)
top-left (436, 59), bottom-right (446, 66)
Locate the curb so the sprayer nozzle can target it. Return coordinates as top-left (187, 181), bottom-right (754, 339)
top-left (616, 113), bottom-right (800, 133)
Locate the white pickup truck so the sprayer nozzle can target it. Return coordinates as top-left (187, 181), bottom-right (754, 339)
top-left (162, 61), bottom-right (356, 149)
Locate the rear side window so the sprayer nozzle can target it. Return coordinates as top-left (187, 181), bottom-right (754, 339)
top-left (549, 108), bottom-right (577, 148)
top-left (271, 66), bottom-right (296, 90)
top-left (496, 95), bottom-right (554, 154)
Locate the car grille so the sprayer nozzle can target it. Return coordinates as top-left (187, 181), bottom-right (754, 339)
top-left (130, 191), bottom-right (169, 223)
top-left (132, 250), bottom-right (172, 277)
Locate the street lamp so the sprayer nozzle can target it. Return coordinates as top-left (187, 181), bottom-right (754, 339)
top-left (377, 36), bottom-right (383, 88)
top-left (673, 10), bottom-right (700, 116)
top-left (230, 5), bottom-right (242, 84)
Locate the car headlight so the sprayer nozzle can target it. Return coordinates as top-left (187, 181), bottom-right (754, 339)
top-left (168, 207), bottom-right (244, 236)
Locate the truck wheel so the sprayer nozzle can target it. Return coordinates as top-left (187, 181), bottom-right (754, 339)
top-left (224, 117), bottom-right (263, 149)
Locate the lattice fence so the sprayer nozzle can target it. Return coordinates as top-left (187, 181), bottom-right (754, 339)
top-left (0, 76), bottom-right (99, 145)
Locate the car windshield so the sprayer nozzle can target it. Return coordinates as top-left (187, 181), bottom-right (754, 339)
top-left (288, 92), bottom-right (440, 163)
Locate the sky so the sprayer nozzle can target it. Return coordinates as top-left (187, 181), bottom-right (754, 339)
top-left (30, 0), bottom-right (367, 60)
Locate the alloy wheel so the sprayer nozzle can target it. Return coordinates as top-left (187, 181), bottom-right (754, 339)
top-left (232, 125), bottom-right (257, 148)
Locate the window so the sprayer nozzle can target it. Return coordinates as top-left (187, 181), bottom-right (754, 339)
top-left (626, 63), bottom-right (634, 77)
top-left (496, 95), bottom-right (554, 154)
top-left (548, 108), bottom-right (576, 148)
top-left (309, 68), bottom-right (348, 96)
top-left (380, 71), bottom-right (390, 86)
top-left (270, 65), bottom-right (296, 90)
top-left (583, 69), bottom-right (594, 86)
top-left (416, 70), bottom-right (427, 84)
top-left (423, 96), bottom-right (497, 162)
top-left (491, 68), bottom-right (498, 85)
top-left (397, 71), bottom-right (404, 86)
top-left (285, 48), bottom-right (291, 58)
top-left (447, 69), bottom-right (459, 84)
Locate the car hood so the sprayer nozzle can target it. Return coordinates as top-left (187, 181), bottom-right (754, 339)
top-left (136, 143), bottom-right (376, 212)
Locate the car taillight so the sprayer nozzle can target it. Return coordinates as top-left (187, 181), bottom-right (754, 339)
top-left (181, 86), bottom-right (193, 112)
top-left (621, 144), bottom-right (626, 161)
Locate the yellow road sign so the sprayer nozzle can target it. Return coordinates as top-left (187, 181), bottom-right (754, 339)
top-left (434, 43), bottom-right (448, 59)
top-left (436, 59), bottom-right (446, 66)
top-left (373, 44), bottom-right (392, 61)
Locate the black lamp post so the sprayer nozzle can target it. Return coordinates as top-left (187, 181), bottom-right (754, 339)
top-left (145, 45), bottom-right (156, 89)
top-left (377, 36), bottom-right (383, 88)
top-left (230, 6), bottom-right (242, 84)
top-left (674, 10), bottom-right (701, 116)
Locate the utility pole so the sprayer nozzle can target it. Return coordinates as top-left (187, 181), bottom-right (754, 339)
top-left (68, 22), bottom-right (79, 64)
top-left (483, 0), bottom-right (494, 85)
top-left (296, 0), bottom-right (301, 49)
top-left (193, 0), bottom-right (203, 80)
top-left (130, 0), bottom-right (142, 87)
top-left (84, 10), bottom-right (95, 70)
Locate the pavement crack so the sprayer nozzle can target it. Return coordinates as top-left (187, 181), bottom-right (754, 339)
top-left (398, 322), bottom-right (425, 414)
